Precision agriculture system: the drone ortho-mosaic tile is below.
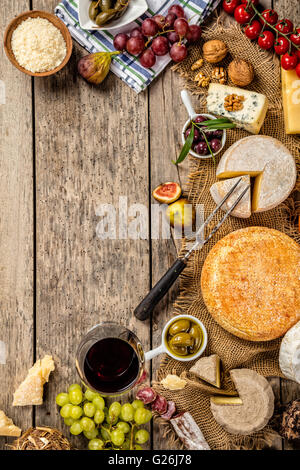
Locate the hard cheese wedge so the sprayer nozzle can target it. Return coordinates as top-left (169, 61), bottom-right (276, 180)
top-left (282, 68), bottom-right (300, 134)
top-left (210, 369), bottom-right (274, 435)
top-left (190, 354), bottom-right (221, 388)
top-left (0, 410), bottom-right (21, 437)
top-left (207, 83), bottom-right (268, 134)
top-left (279, 320), bottom-right (300, 384)
top-left (216, 136), bottom-right (296, 213)
top-left (13, 355), bottom-right (55, 406)
top-left (210, 175), bottom-right (251, 218)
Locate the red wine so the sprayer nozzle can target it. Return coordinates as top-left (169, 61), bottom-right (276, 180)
top-left (84, 338), bottom-right (140, 393)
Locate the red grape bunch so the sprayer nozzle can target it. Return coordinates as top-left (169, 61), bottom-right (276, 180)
top-left (113, 4), bottom-right (202, 69)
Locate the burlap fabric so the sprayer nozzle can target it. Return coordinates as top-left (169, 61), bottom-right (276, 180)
top-left (154, 23), bottom-right (300, 450)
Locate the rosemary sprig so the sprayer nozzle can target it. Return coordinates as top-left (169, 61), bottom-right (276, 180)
top-left (173, 118), bottom-right (236, 165)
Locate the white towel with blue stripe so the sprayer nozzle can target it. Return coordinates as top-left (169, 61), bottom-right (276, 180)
top-left (55, 0), bottom-right (221, 93)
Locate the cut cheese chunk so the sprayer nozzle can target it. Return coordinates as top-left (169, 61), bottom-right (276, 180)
top-left (161, 374), bottom-right (187, 390)
top-left (13, 355), bottom-right (55, 406)
top-left (216, 136), bottom-right (296, 213)
top-left (282, 68), bottom-right (300, 134)
top-left (210, 176), bottom-right (251, 218)
top-left (210, 396), bottom-right (242, 405)
top-left (207, 83), bottom-right (268, 134)
top-left (210, 369), bottom-right (274, 435)
top-left (279, 320), bottom-right (300, 384)
top-left (190, 354), bottom-right (221, 388)
top-left (0, 410), bottom-right (21, 437)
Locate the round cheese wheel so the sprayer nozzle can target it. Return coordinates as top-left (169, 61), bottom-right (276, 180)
top-left (201, 227), bottom-right (300, 341)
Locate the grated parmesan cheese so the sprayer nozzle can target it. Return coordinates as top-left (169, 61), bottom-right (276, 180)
top-left (11, 17), bottom-right (67, 73)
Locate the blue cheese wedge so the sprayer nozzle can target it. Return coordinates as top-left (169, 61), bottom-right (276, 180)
top-left (207, 83), bottom-right (268, 134)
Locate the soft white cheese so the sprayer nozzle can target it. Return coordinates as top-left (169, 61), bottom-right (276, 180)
top-left (279, 321), bottom-right (300, 384)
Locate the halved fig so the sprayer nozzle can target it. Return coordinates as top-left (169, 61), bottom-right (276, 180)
top-left (152, 182), bottom-right (182, 204)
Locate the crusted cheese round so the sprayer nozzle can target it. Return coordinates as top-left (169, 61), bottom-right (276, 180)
top-left (201, 227), bottom-right (300, 342)
top-left (279, 321), bottom-right (300, 384)
top-left (216, 136), bottom-right (296, 213)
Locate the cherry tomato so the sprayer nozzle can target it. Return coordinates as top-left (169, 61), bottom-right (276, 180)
top-left (234, 4), bottom-right (254, 24)
top-left (260, 9), bottom-right (278, 26)
top-left (244, 20), bottom-right (262, 40)
top-left (290, 28), bottom-right (300, 47)
top-left (274, 36), bottom-right (290, 55)
top-left (281, 52), bottom-right (298, 70)
top-left (258, 31), bottom-right (275, 50)
top-left (296, 50), bottom-right (300, 61)
top-left (222, 0), bottom-right (240, 15)
top-left (241, 0), bottom-right (259, 5)
top-left (275, 19), bottom-right (294, 35)
top-left (295, 63), bottom-right (300, 79)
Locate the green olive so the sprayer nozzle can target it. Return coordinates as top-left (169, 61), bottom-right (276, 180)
top-left (101, 0), bottom-right (112, 12)
top-left (168, 319), bottom-right (190, 336)
top-left (189, 325), bottom-right (202, 353)
top-left (169, 332), bottom-right (194, 349)
top-left (95, 10), bottom-right (116, 25)
top-left (169, 344), bottom-right (188, 356)
top-left (89, 1), bottom-right (100, 21)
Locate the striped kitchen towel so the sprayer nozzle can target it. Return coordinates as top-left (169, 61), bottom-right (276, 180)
top-left (55, 0), bottom-right (221, 93)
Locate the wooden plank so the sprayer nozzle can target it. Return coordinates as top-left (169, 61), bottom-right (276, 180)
top-left (0, 1), bottom-right (34, 449)
top-left (33, 0), bottom-right (150, 448)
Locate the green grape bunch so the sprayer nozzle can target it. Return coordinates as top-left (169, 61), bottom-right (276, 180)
top-left (56, 383), bottom-right (151, 450)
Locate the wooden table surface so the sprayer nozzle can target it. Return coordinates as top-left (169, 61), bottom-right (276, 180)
top-left (0, 0), bottom-right (299, 451)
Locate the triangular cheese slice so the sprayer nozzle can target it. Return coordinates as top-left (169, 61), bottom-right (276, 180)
top-left (13, 355), bottom-right (55, 406)
top-left (210, 175), bottom-right (251, 218)
top-left (189, 354), bottom-right (221, 388)
top-left (0, 410), bottom-right (21, 436)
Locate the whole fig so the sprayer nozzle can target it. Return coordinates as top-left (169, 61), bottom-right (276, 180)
top-left (77, 51), bottom-right (120, 85)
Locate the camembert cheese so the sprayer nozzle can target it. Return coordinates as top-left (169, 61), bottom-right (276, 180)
top-left (279, 321), bottom-right (300, 384)
top-left (0, 410), bottom-right (21, 437)
top-left (216, 136), bottom-right (296, 213)
top-left (210, 175), bottom-right (251, 218)
top-left (13, 355), bottom-right (55, 406)
top-left (207, 83), bottom-right (268, 134)
top-left (282, 68), bottom-right (300, 134)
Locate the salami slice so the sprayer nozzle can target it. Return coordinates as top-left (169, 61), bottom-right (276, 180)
top-left (171, 412), bottom-right (210, 450)
top-left (136, 386), bottom-right (157, 404)
top-left (161, 401), bottom-right (177, 420)
top-left (151, 395), bottom-right (168, 415)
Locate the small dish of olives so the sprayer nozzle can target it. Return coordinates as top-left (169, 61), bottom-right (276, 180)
top-left (78, 0), bottom-right (148, 31)
top-left (164, 315), bottom-right (207, 361)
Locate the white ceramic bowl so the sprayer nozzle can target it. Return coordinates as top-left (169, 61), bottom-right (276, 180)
top-left (79, 0), bottom-right (148, 31)
top-left (144, 314), bottom-right (208, 363)
top-left (181, 114), bottom-right (227, 160)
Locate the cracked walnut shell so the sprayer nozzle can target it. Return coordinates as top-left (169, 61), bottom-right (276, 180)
top-left (228, 59), bottom-right (254, 87)
top-left (202, 40), bottom-right (228, 64)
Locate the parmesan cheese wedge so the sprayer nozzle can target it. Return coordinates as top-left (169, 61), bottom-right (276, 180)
top-left (13, 355), bottom-right (55, 406)
top-left (0, 410), bottom-right (21, 437)
top-left (216, 136), bottom-right (296, 213)
top-left (279, 321), bottom-right (300, 384)
top-left (161, 374), bottom-right (187, 391)
top-left (190, 354), bottom-right (221, 388)
top-left (210, 369), bottom-right (274, 435)
top-left (210, 176), bottom-right (251, 219)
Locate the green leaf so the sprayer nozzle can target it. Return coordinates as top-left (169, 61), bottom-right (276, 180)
top-left (173, 125), bottom-right (195, 165)
top-left (199, 118), bottom-right (232, 126)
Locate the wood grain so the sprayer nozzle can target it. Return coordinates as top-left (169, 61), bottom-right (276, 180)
top-left (0, 0), bottom-right (33, 450)
top-left (33, 0), bottom-right (150, 448)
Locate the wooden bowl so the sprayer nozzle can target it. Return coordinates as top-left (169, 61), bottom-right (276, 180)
top-left (4, 10), bottom-right (73, 77)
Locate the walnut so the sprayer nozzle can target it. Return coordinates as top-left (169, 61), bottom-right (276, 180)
top-left (212, 67), bottom-right (227, 84)
top-left (202, 40), bottom-right (228, 64)
top-left (224, 94), bottom-right (245, 111)
top-left (194, 72), bottom-right (210, 87)
top-left (191, 58), bottom-right (204, 71)
top-left (228, 59), bottom-right (254, 87)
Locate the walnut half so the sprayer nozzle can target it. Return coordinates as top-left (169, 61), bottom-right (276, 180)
top-left (194, 72), bottom-right (210, 87)
top-left (224, 94), bottom-right (245, 111)
top-left (212, 67), bottom-right (227, 84)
